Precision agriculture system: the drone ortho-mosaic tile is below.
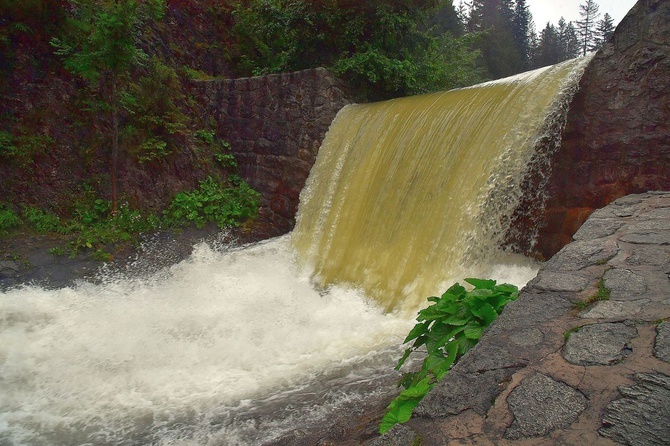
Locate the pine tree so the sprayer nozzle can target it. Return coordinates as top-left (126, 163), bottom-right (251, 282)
top-left (466, 0), bottom-right (523, 78)
top-left (535, 22), bottom-right (560, 67)
top-left (593, 12), bottom-right (615, 50)
top-left (556, 17), bottom-right (580, 62)
top-left (564, 22), bottom-right (581, 59)
top-left (512, 0), bottom-right (532, 69)
top-left (575, 0), bottom-right (601, 56)
top-left (51, 0), bottom-right (165, 214)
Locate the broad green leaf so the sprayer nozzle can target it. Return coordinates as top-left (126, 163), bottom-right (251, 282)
top-left (403, 321), bottom-right (430, 343)
top-left (443, 283), bottom-right (466, 297)
top-left (395, 348), bottom-right (413, 370)
top-left (494, 283), bottom-right (519, 295)
top-left (464, 323), bottom-right (484, 340)
top-left (465, 278), bottom-right (496, 289)
top-left (468, 288), bottom-right (493, 299)
top-left (470, 302), bottom-right (498, 326)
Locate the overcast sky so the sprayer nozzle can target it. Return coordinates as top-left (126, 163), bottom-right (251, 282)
top-left (525, 0), bottom-right (638, 30)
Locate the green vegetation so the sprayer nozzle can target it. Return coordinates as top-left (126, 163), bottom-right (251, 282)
top-left (380, 278), bottom-right (518, 434)
top-left (1, 176), bottom-right (259, 260)
top-left (0, 204), bottom-right (22, 233)
top-left (573, 276), bottom-right (611, 310)
top-left (50, 0), bottom-right (166, 214)
top-left (162, 176), bottom-right (260, 229)
top-left (231, 0), bottom-right (482, 100)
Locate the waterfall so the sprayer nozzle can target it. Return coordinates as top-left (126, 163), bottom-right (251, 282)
top-left (292, 57), bottom-right (590, 311)
top-left (0, 58), bottom-right (588, 445)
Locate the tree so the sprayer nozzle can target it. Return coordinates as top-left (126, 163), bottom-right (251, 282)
top-left (593, 12), bottom-right (615, 50)
top-left (512, 0), bottom-right (532, 69)
top-left (535, 22), bottom-right (560, 68)
top-left (51, 0), bottom-right (165, 214)
top-left (575, 0), bottom-right (600, 56)
top-left (557, 17), bottom-right (580, 61)
top-left (466, 0), bottom-right (524, 78)
top-left (232, 0), bottom-right (482, 100)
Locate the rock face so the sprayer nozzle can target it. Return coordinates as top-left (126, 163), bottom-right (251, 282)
top-left (192, 68), bottom-right (351, 236)
top-left (509, 0), bottom-right (670, 259)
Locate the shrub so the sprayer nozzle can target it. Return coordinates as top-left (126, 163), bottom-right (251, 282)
top-left (380, 278), bottom-right (519, 434)
top-left (163, 176), bottom-right (260, 229)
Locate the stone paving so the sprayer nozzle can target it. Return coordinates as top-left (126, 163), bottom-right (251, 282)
top-left (372, 192), bottom-right (670, 445)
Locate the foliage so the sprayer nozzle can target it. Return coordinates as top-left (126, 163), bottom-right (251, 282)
top-left (50, 0), bottom-right (167, 213)
top-left (122, 57), bottom-right (190, 163)
top-left (0, 204), bottom-right (22, 232)
top-left (574, 276), bottom-right (610, 310)
top-left (380, 278), bottom-right (519, 434)
top-left (163, 176), bottom-right (260, 229)
top-left (576, 0), bottom-right (601, 56)
top-left (22, 206), bottom-right (65, 233)
top-left (231, 0), bottom-right (482, 100)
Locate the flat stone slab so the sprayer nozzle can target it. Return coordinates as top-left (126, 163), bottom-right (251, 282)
top-left (620, 231), bottom-right (670, 245)
top-left (579, 299), bottom-right (650, 319)
top-left (654, 321), bottom-right (670, 363)
top-left (604, 268), bottom-right (647, 299)
top-left (545, 239), bottom-right (619, 271)
top-left (563, 322), bottom-right (638, 366)
top-left (600, 373), bottom-right (670, 445)
top-left (534, 272), bottom-right (589, 292)
top-left (505, 373), bottom-right (587, 439)
top-left (625, 246), bottom-right (670, 267)
top-left (573, 219), bottom-right (624, 241)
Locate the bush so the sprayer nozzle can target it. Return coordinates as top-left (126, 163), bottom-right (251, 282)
top-left (380, 278), bottom-right (518, 434)
top-left (163, 176), bottom-right (260, 229)
top-left (0, 204), bottom-right (22, 232)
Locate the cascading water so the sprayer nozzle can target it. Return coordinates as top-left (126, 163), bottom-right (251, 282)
top-left (0, 58), bottom-right (588, 445)
top-left (292, 57), bottom-right (590, 312)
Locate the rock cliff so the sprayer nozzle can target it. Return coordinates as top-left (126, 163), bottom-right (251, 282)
top-left (509, 0), bottom-right (670, 259)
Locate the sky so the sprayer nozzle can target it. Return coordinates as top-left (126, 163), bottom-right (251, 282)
top-left (525, 0), bottom-right (638, 30)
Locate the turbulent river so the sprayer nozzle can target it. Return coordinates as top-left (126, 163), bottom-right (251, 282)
top-left (0, 57), bottom-right (590, 445)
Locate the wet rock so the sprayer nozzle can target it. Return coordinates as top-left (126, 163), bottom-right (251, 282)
top-left (579, 299), bottom-right (650, 319)
top-left (509, 328), bottom-right (545, 347)
top-left (600, 373), bottom-right (670, 446)
top-left (505, 373), bottom-right (587, 439)
top-left (654, 321), bottom-right (670, 363)
top-left (620, 231), bottom-right (670, 245)
top-left (604, 268), bottom-right (647, 299)
top-left (572, 219), bottom-right (624, 241)
top-left (533, 272), bottom-right (590, 292)
top-left (365, 425), bottom-right (421, 446)
top-left (625, 246), bottom-right (670, 267)
top-left (544, 239), bottom-right (619, 271)
top-left (563, 322), bottom-right (638, 366)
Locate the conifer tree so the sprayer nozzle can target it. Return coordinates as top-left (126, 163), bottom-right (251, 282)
top-left (466, 0), bottom-right (522, 78)
top-left (512, 0), bottom-right (532, 69)
top-left (594, 12), bottom-right (615, 49)
top-left (51, 0), bottom-right (165, 214)
top-left (575, 0), bottom-right (601, 56)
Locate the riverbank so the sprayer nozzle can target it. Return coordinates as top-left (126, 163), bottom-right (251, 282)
top-left (0, 221), bottom-right (278, 291)
top-left (368, 191), bottom-right (670, 445)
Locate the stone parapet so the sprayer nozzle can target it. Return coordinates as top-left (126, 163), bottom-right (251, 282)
top-left (372, 191), bottom-right (670, 445)
top-left (190, 68), bottom-right (351, 236)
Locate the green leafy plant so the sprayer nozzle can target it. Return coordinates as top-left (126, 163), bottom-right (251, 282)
top-left (22, 206), bottom-right (66, 234)
top-left (163, 176), bottom-right (260, 229)
top-left (380, 278), bottom-right (519, 434)
top-left (0, 204), bottom-right (22, 232)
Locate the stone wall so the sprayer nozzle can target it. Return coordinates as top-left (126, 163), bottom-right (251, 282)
top-left (191, 68), bottom-right (351, 236)
top-left (509, 0), bottom-right (670, 259)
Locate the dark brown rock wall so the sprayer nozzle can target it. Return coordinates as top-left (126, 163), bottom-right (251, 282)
top-left (510, 0), bottom-right (670, 259)
top-left (191, 68), bottom-right (351, 236)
